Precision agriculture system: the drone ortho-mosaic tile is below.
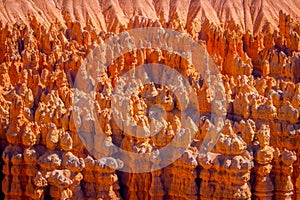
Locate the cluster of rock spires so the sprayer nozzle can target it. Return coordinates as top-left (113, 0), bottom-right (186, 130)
top-left (1, 2), bottom-right (300, 200)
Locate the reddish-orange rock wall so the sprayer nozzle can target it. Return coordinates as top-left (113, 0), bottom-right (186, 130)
top-left (1, 1), bottom-right (300, 200)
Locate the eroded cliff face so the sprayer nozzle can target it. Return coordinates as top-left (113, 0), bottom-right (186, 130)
top-left (1, 1), bottom-right (300, 200)
top-left (0, 0), bottom-right (300, 33)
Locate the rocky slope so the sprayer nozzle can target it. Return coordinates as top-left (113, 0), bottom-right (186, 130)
top-left (0, 0), bottom-right (300, 33)
top-left (1, 0), bottom-right (300, 200)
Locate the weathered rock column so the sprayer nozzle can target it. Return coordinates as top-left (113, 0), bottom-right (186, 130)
top-left (253, 124), bottom-right (275, 200)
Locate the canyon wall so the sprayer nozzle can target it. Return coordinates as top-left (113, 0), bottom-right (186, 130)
top-left (1, 1), bottom-right (300, 200)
